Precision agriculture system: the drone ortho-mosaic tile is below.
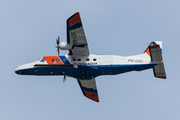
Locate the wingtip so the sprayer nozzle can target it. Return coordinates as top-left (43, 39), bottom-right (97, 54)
top-left (84, 91), bottom-right (99, 102)
top-left (68, 12), bottom-right (81, 26)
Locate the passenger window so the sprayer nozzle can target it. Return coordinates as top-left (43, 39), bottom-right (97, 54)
top-left (40, 58), bottom-right (45, 62)
top-left (52, 59), bottom-right (55, 62)
top-left (73, 59), bottom-right (76, 61)
top-left (78, 58), bottom-right (81, 61)
top-left (93, 58), bottom-right (97, 61)
top-left (56, 59), bottom-right (60, 61)
top-left (86, 58), bottom-right (90, 61)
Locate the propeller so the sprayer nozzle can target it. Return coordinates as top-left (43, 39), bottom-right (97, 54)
top-left (55, 36), bottom-right (68, 83)
top-left (56, 36), bottom-right (60, 56)
top-left (55, 36), bottom-right (67, 83)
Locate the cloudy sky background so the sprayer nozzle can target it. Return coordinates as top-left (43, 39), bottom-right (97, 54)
top-left (0, 0), bottom-right (180, 120)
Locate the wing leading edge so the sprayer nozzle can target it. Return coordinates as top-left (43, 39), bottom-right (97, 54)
top-left (77, 78), bottom-right (99, 102)
top-left (67, 12), bottom-right (89, 56)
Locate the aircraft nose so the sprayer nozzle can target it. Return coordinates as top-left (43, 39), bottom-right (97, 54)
top-left (15, 69), bottom-right (21, 75)
top-left (15, 65), bottom-right (25, 75)
top-left (15, 62), bottom-right (35, 75)
top-left (15, 68), bottom-right (18, 74)
top-left (15, 69), bottom-right (29, 75)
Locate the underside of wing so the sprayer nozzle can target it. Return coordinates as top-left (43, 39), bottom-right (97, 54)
top-left (67, 12), bottom-right (89, 56)
top-left (77, 78), bottom-right (99, 102)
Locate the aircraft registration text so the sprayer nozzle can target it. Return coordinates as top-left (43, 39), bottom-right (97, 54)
top-left (128, 59), bottom-right (143, 63)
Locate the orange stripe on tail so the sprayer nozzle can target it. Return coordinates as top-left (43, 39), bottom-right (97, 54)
top-left (145, 44), bottom-right (153, 56)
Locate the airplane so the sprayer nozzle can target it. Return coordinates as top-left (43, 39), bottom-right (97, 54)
top-left (15, 12), bottom-right (166, 102)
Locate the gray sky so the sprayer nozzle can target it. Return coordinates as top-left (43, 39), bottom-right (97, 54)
top-left (0, 0), bottom-right (180, 120)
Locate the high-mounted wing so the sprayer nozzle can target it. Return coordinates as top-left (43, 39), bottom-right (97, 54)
top-left (77, 78), bottom-right (99, 102)
top-left (67, 12), bottom-right (89, 55)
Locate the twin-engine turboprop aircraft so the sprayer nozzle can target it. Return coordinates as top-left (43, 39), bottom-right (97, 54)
top-left (15, 12), bottom-right (166, 102)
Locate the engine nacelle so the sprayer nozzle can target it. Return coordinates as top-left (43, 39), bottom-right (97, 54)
top-left (58, 42), bottom-right (72, 50)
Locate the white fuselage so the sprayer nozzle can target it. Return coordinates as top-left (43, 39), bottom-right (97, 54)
top-left (65, 53), bottom-right (152, 66)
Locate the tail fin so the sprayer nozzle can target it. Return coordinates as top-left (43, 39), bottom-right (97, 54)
top-left (144, 41), bottom-right (166, 79)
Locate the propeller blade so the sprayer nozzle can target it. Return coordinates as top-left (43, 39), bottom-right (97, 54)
top-left (63, 75), bottom-right (66, 83)
top-left (56, 36), bottom-right (60, 56)
top-left (57, 48), bottom-right (59, 56)
top-left (56, 39), bottom-right (58, 45)
top-left (56, 38), bottom-right (59, 45)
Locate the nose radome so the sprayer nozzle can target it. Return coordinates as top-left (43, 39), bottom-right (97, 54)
top-left (15, 69), bottom-right (21, 75)
top-left (15, 62), bottom-right (36, 75)
top-left (15, 64), bottom-right (28, 71)
top-left (15, 64), bottom-right (28, 75)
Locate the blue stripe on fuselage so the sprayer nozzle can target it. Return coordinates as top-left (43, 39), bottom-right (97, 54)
top-left (16, 63), bottom-right (157, 79)
top-left (59, 56), bottom-right (70, 64)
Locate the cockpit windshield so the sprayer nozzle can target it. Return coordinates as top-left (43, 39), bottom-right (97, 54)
top-left (39, 57), bottom-right (45, 62)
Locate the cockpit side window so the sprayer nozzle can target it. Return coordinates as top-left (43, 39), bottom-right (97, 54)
top-left (40, 58), bottom-right (45, 62)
